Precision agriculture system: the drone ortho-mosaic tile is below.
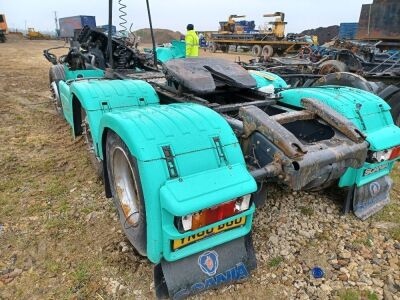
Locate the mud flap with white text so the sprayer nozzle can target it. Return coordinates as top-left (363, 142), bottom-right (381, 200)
top-left (353, 175), bottom-right (392, 220)
top-left (154, 234), bottom-right (257, 299)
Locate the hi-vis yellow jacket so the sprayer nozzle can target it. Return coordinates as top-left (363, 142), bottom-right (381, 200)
top-left (185, 30), bottom-right (199, 57)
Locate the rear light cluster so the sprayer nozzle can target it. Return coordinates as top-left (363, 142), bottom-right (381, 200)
top-left (368, 145), bottom-right (400, 163)
top-left (175, 195), bottom-right (251, 233)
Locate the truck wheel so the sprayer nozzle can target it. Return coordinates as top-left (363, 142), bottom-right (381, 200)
top-left (313, 72), bottom-right (374, 92)
top-left (387, 91), bottom-right (400, 126)
top-left (208, 43), bottom-right (217, 53)
top-left (49, 65), bottom-right (66, 116)
top-left (81, 108), bottom-right (103, 178)
top-left (251, 45), bottom-right (262, 57)
top-left (106, 131), bottom-right (147, 256)
top-left (262, 45), bottom-right (274, 58)
top-left (318, 60), bottom-right (349, 75)
top-left (221, 45), bottom-right (229, 53)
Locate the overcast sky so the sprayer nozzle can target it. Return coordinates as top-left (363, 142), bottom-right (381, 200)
top-left (1, 0), bottom-right (372, 33)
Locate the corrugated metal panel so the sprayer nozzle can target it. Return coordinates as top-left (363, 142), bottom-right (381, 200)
top-left (59, 15), bottom-right (96, 38)
top-left (339, 23), bottom-right (358, 40)
top-left (356, 0), bottom-right (400, 40)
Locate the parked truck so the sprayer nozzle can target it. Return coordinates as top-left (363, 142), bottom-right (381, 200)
top-left (59, 15), bottom-right (96, 38)
top-left (43, 1), bottom-right (400, 299)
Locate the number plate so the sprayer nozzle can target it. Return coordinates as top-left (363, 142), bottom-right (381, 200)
top-left (172, 217), bottom-right (246, 250)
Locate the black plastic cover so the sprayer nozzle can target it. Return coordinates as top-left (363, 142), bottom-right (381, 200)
top-left (163, 58), bottom-right (257, 94)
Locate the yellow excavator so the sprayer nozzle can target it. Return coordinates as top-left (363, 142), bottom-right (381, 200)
top-left (218, 15), bottom-right (246, 34)
top-left (261, 12), bottom-right (287, 40)
top-left (27, 27), bottom-right (51, 40)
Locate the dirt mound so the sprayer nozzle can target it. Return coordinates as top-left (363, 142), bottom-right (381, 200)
top-left (301, 25), bottom-right (339, 45)
top-left (134, 28), bottom-right (183, 44)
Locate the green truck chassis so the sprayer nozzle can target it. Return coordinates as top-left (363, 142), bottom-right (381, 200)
top-left (42, 2), bottom-right (400, 298)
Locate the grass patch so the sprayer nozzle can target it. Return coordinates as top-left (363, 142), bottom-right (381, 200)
top-left (389, 227), bottom-right (400, 241)
top-left (71, 263), bottom-right (90, 287)
top-left (58, 199), bottom-right (70, 214)
top-left (353, 235), bottom-right (373, 248)
top-left (373, 201), bottom-right (400, 240)
top-left (45, 216), bottom-right (72, 230)
top-left (362, 290), bottom-right (379, 300)
top-left (315, 230), bottom-right (330, 241)
top-left (268, 256), bottom-right (283, 268)
top-left (45, 260), bottom-right (62, 274)
top-left (337, 289), bottom-right (379, 300)
top-left (45, 179), bottom-right (68, 198)
top-left (299, 206), bottom-right (314, 216)
top-left (338, 289), bottom-right (359, 300)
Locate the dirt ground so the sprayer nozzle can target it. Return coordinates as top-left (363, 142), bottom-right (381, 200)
top-left (0, 39), bottom-right (399, 300)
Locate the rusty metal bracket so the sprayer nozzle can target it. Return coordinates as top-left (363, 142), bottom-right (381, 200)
top-left (271, 110), bottom-right (315, 124)
top-left (239, 105), bottom-right (307, 159)
top-left (301, 98), bottom-right (367, 143)
top-left (250, 162), bottom-right (282, 180)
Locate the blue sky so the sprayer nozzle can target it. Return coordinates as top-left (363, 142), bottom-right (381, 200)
top-left (1, 0), bottom-right (372, 33)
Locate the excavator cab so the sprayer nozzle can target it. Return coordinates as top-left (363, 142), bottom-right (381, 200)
top-left (219, 15), bottom-right (246, 34)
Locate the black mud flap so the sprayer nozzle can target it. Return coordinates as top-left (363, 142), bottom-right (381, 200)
top-left (154, 234), bottom-right (256, 299)
top-left (353, 175), bottom-right (393, 220)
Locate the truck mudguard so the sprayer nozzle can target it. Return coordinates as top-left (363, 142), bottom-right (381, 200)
top-left (59, 78), bottom-right (159, 152)
top-left (98, 103), bottom-right (257, 263)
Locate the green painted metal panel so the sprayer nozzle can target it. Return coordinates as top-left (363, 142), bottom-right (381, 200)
top-left (60, 79), bottom-right (160, 152)
top-left (339, 160), bottom-right (396, 187)
top-left (156, 40), bottom-right (186, 63)
top-left (98, 102), bottom-right (256, 263)
top-left (160, 164), bottom-right (255, 216)
top-left (248, 70), bottom-right (288, 89)
top-left (98, 103), bottom-right (239, 161)
top-left (70, 79), bottom-right (160, 111)
top-left (64, 65), bottom-right (104, 81)
top-left (160, 163), bottom-right (256, 261)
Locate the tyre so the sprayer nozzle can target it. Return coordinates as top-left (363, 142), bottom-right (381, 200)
top-left (106, 131), bottom-right (147, 256)
top-left (318, 60), bottom-right (349, 75)
top-left (49, 64), bottom-right (66, 115)
top-left (221, 45), bottom-right (229, 53)
top-left (386, 91), bottom-right (400, 126)
top-left (81, 108), bottom-right (103, 178)
top-left (262, 45), bottom-right (274, 58)
top-left (208, 43), bottom-right (217, 53)
top-left (251, 45), bottom-right (262, 57)
top-left (313, 72), bottom-right (374, 92)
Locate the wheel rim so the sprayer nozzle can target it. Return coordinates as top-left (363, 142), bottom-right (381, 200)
top-left (112, 146), bottom-right (140, 227)
top-left (50, 81), bottom-right (62, 114)
top-left (82, 116), bottom-right (95, 154)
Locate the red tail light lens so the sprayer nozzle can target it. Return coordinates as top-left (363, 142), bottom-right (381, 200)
top-left (389, 146), bottom-right (400, 160)
top-left (368, 145), bottom-right (400, 163)
top-left (176, 195), bottom-right (251, 232)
